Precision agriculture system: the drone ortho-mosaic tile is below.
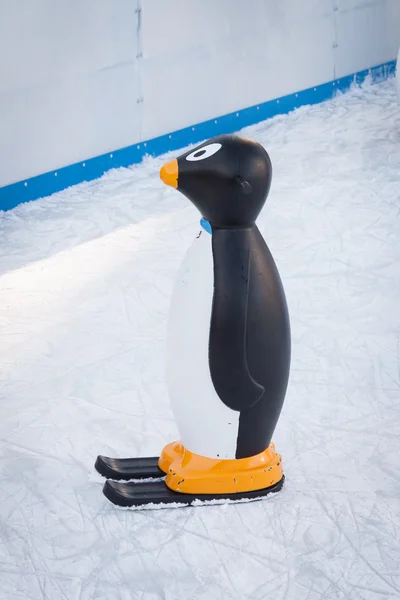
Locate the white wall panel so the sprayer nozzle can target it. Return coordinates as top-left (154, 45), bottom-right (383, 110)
top-left (0, 1), bottom-right (139, 94)
top-left (140, 0), bottom-right (336, 140)
top-left (0, 0), bottom-right (141, 186)
top-left (385, 0), bottom-right (400, 59)
top-left (0, 63), bottom-right (141, 186)
top-left (0, 0), bottom-right (399, 190)
top-left (334, 0), bottom-right (400, 77)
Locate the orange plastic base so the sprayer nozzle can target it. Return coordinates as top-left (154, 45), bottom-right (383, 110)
top-left (158, 441), bottom-right (283, 495)
top-left (158, 440), bottom-right (185, 473)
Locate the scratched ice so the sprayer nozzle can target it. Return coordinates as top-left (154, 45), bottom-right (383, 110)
top-left (1, 76), bottom-right (400, 600)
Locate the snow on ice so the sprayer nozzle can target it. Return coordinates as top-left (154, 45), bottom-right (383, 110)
top-left (0, 77), bottom-right (400, 599)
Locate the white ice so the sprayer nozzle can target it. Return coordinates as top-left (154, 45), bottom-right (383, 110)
top-left (1, 77), bottom-right (400, 600)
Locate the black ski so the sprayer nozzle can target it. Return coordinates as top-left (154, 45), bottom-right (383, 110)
top-left (102, 476), bottom-right (285, 509)
top-left (95, 455), bottom-right (165, 481)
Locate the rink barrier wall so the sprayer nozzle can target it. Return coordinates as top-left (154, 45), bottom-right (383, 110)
top-left (0, 60), bottom-right (396, 213)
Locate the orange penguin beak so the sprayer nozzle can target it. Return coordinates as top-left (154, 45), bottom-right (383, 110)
top-left (160, 159), bottom-right (178, 188)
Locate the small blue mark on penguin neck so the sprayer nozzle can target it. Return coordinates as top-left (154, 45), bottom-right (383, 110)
top-left (200, 218), bottom-right (212, 234)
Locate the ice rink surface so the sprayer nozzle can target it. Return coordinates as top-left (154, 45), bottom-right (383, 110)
top-left (1, 77), bottom-right (400, 600)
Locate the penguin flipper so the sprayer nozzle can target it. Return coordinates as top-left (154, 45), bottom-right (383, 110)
top-left (209, 229), bottom-right (264, 412)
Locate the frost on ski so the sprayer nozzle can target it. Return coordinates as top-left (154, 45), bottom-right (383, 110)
top-left (1, 77), bottom-right (400, 599)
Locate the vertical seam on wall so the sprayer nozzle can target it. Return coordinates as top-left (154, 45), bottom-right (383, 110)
top-left (332, 0), bottom-right (339, 81)
top-left (136, 0), bottom-right (144, 142)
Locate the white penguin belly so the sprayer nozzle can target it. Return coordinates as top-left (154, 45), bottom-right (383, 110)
top-left (166, 227), bottom-right (239, 459)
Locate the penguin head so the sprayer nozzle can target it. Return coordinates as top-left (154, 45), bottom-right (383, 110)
top-left (160, 134), bottom-right (272, 228)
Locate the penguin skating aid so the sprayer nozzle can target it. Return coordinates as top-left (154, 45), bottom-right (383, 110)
top-left (95, 134), bottom-right (291, 509)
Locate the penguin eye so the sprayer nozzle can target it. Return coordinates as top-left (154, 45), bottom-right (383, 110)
top-left (186, 143), bottom-right (222, 162)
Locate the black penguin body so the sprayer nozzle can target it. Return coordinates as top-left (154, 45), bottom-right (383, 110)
top-left (210, 224), bottom-right (290, 458)
top-left (161, 134), bottom-right (291, 459)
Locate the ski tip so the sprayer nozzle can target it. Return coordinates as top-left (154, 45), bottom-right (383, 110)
top-left (94, 455), bottom-right (116, 479)
top-left (103, 479), bottom-right (137, 507)
top-left (94, 454), bottom-right (165, 481)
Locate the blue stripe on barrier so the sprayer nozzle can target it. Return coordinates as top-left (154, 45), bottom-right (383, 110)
top-left (0, 59), bottom-right (396, 212)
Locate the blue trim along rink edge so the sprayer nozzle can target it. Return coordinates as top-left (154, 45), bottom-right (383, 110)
top-left (0, 60), bottom-right (396, 212)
